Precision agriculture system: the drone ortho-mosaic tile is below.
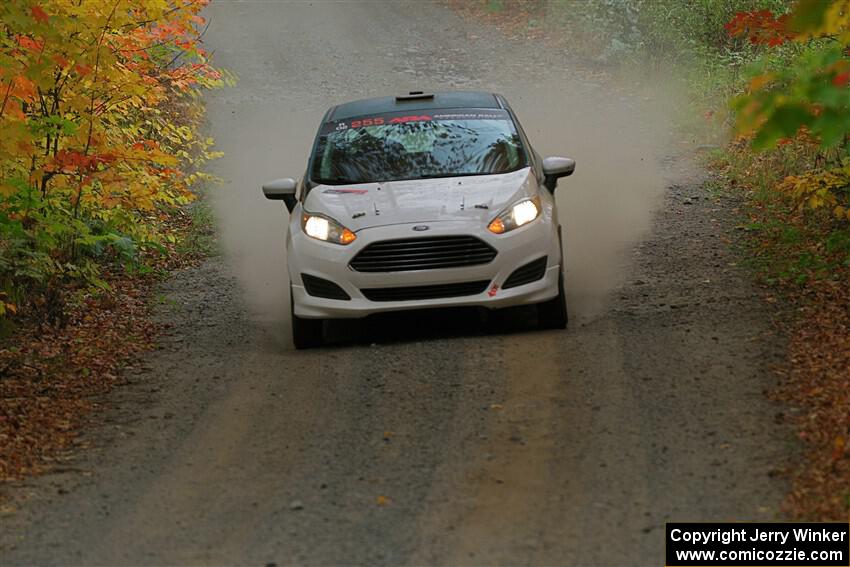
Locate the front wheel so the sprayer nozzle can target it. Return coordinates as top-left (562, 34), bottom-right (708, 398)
top-left (537, 270), bottom-right (568, 330)
top-left (291, 289), bottom-right (324, 349)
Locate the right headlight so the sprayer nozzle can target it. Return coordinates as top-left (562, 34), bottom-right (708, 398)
top-left (302, 212), bottom-right (356, 245)
top-left (487, 196), bottom-right (541, 234)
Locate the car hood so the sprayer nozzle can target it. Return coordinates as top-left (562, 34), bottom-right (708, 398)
top-left (303, 167), bottom-right (537, 231)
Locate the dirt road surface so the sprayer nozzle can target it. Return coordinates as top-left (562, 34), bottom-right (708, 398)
top-left (1, 2), bottom-right (792, 565)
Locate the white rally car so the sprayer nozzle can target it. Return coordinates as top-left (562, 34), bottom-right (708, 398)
top-left (263, 91), bottom-right (575, 348)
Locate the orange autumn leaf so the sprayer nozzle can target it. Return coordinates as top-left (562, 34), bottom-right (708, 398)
top-left (30, 5), bottom-right (48, 24)
top-left (17, 34), bottom-right (44, 52)
top-left (10, 76), bottom-right (36, 101)
top-left (5, 103), bottom-right (26, 121)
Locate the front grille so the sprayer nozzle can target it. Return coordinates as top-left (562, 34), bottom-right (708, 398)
top-left (302, 273), bottom-right (351, 300)
top-left (503, 256), bottom-right (548, 289)
top-left (361, 280), bottom-right (490, 302)
top-left (350, 235), bottom-right (497, 273)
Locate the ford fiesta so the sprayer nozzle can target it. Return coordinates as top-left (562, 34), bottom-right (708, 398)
top-left (263, 91), bottom-right (576, 349)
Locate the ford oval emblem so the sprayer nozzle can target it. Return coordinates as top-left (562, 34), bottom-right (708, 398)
top-left (412, 225), bottom-right (430, 232)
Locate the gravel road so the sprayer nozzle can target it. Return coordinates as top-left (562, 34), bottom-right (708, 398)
top-left (1, 2), bottom-right (792, 565)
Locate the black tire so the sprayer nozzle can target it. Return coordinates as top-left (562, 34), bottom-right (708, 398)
top-left (291, 290), bottom-right (324, 349)
top-left (537, 270), bottom-right (568, 330)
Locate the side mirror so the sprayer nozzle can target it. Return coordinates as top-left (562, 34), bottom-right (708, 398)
top-left (262, 178), bottom-right (298, 213)
top-left (542, 156), bottom-right (576, 192)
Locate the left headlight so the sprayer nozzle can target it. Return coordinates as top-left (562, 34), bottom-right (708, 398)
top-left (488, 196), bottom-right (541, 234)
top-left (302, 212), bottom-right (357, 245)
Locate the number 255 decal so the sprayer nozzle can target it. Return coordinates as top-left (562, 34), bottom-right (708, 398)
top-left (349, 118), bottom-right (384, 128)
top-left (348, 115), bottom-right (432, 128)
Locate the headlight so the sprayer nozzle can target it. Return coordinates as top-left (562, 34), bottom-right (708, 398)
top-left (488, 196), bottom-right (541, 234)
top-left (302, 212), bottom-right (356, 245)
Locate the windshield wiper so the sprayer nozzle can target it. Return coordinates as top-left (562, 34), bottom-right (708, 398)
top-left (315, 177), bottom-right (361, 185)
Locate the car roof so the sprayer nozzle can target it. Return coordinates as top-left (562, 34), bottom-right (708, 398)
top-left (328, 91), bottom-right (504, 121)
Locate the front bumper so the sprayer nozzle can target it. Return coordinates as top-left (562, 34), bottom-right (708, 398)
top-left (288, 219), bottom-right (561, 319)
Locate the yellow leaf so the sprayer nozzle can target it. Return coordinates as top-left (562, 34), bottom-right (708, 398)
top-left (748, 74), bottom-right (774, 92)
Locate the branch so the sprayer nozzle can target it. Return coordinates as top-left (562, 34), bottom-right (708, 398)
top-left (0, 78), bottom-right (13, 119)
top-left (84, 0), bottom-right (122, 157)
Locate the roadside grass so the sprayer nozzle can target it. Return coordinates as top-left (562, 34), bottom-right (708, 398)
top-left (709, 143), bottom-right (850, 287)
top-left (175, 195), bottom-right (219, 261)
top-left (0, 197), bottom-right (217, 484)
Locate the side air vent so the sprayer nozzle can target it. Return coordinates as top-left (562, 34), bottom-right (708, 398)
top-left (502, 256), bottom-right (547, 289)
top-left (301, 273), bottom-right (351, 300)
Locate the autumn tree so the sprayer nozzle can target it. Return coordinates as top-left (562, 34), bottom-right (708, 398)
top-left (0, 0), bottom-right (225, 314)
top-left (728, 0), bottom-right (850, 219)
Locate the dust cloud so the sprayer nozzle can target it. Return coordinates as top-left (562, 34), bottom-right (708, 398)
top-left (202, 1), bottom-right (687, 324)
top-left (502, 73), bottom-right (684, 317)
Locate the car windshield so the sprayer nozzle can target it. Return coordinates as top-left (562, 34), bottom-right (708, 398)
top-left (311, 111), bottom-right (527, 185)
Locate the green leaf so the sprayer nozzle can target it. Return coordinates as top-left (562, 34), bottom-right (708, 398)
top-left (812, 109), bottom-right (849, 148)
top-left (753, 104), bottom-right (813, 150)
top-left (791, 0), bottom-right (832, 33)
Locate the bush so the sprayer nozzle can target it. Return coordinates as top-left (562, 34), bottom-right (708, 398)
top-left (0, 0), bottom-right (228, 319)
